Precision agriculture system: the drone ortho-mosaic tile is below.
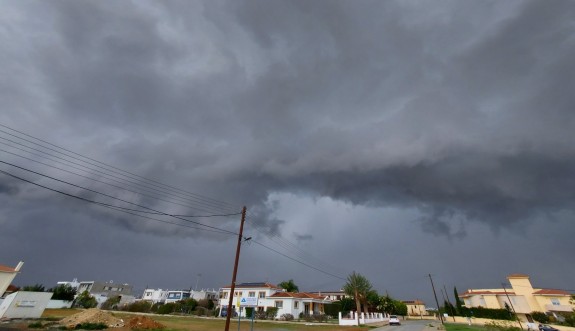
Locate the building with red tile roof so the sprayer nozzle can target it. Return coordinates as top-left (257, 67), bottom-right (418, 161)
top-left (0, 261), bottom-right (24, 297)
top-left (459, 274), bottom-right (573, 323)
top-left (218, 282), bottom-right (332, 318)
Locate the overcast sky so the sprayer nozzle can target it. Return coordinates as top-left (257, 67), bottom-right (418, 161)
top-left (1, 0), bottom-right (574, 306)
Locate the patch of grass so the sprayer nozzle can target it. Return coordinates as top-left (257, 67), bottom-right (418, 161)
top-left (28, 321), bottom-right (44, 329)
top-left (444, 323), bottom-right (486, 331)
top-left (74, 322), bottom-right (108, 330)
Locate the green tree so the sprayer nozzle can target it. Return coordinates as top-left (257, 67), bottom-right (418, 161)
top-left (74, 291), bottom-right (98, 308)
top-left (49, 284), bottom-right (76, 301)
top-left (101, 295), bottom-right (121, 310)
top-left (454, 287), bottom-right (464, 313)
top-left (278, 279), bottom-right (299, 293)
top-left (394, 300), bottom-right (408, 316)
top-left (21, 284), bottom-right (45, 292)
top-left (343, 271), bottom-right (373, 321)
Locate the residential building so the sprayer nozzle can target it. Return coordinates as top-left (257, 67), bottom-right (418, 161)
top-left (141, 289), bottom-right (168, 304)
top-left (141, 288), bottom-right (219, 304)
top-left (268, 291), bottom-right (330, 317)
top-left (0, 261), bottom-right (23, 298)
top-left (58, 279), bottom-right (135, 307)
top-left (217, 282), bottom-right (332, 318)
top-left (402, 300), bottom-right (427, 316)
top-left (309, 290), bottom-right (347, 301)
top-left (165, 290), bottom-right (191, 304)
top-left (459, 274), bottom-right (574, 322)
top-left (190, 289), bottom-right (219, 301)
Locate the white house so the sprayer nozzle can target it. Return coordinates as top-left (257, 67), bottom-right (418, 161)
top-left (142, 289), bottom-right (168, 304)
top-left (267, 291), bottom-right (331, 317)
top-left (217, 282), bottom-right (332, 318)
top-left (0, 261), bottom-right (23, 298)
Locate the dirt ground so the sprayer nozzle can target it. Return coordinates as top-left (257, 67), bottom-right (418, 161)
top-left (1, 309), bottom-right (373, 331)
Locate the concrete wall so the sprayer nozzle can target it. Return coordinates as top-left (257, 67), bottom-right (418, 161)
top-left (0, 291), bottom-right (52, 319)
top-left (47, 300), bottom-right (73, 309)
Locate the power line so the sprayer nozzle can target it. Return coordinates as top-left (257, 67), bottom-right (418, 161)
top-left (250, 239), bottom-right (346, 281)
top-left (246, 216), bottom-right (345, 276)
top-left (0, 161), bottom-right (240, 235)
top-left (0, 124), bottom-right (241, 213)
top-left (0, 136), bottom-right (235, 215)
top-left (0, 146), bottom-right (240, 217)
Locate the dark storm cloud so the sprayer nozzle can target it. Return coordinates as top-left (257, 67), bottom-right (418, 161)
top-left (2, 0), bottom-right (575, 235)
top-left (1, 0), bottom-right (575, 296)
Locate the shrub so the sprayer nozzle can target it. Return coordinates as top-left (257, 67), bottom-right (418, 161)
top-left (73, 291), bottom-right (98, 309)
top-left (280, 313), bottom-right (294, 321)
top-left (74, 322), bottom-right (107, 330)
top-left (244, 307), bottom-right (254, 318)
top-left (459, 307), bottom-right (515, 320)
top-left (28, 322), bottom-right (44, 328)
top-left (122, 301), bottom-right (152, 313)
top-left (485, 320), bottom-right (521, 331)
top-left (156, 303), bottom-right (177, 315)
top-left (265, 307), bottom-right (278, 320)
top-left (531, 312), bottom-right (549, 324)
top-left (50, 284), bottom-right (77, 301)
top-left (101, 296), bottom-right (121, 310)
top-left (197, 299), bottom-right (214, 310)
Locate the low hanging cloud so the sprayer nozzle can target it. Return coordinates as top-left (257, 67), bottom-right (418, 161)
top-left (0, 0), bottom-right (574, 240)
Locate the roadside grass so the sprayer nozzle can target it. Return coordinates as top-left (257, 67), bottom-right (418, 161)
top-left (42, 309), bottom-right (370, 331)
top-left (445, 323), bottom-right (487, 331)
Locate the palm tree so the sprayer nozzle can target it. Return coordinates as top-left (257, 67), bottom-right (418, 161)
top-left (343, 271), bottom-right (373, 322)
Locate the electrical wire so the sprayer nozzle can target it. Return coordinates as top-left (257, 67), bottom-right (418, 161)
top-left (250, 239), bottom-right (346, 281)
top-left (0, 126), bottom-right (240, 214)
top-left (0, 124), bottom-right (239, 211)
top-left (0, 146), bottom-right (240, 218)
top-left (0, 161), bottom-right (240, 235)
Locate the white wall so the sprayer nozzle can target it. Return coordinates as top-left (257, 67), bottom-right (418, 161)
top-left (0, 291), bottom-right (53, 319)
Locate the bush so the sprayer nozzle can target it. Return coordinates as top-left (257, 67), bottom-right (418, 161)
top-left (73, 291), bottom-right (98, 309)
top-left (531, 312), bottom-right (549, 324)
top-left (101, 296), bottom-right (121, 310)
top-left (459, 307), bottom-right (515, 320)
top-left (28, 322), bottom-right (44, 328)
top-left (265, 307), bottom-right (278, 320)
top-left (74, 322), bottom-right (107, 330)
top-left (197, 299), bottom-right (214, 310)
top-left (50, 284), bottom-right (77, 301)
top-left (484, 320), bottom-right (521, 331)
top-left (121, 301), bottom-right (152, 313)
top-left (245, 307), bottom-right (254, 318)
top-left (280, 313), bottom-right (294, 321)
top-left (156, 303), bottom-right (177, 315)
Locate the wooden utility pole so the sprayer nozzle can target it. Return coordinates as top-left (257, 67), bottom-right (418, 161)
top-left (443, 284), bottom-right (456, 322)
top-left (224, 206), bottom-right (247, 331)
top-left (429, 274), bottom-right (444, 324)
top-left (502, 283), bottom-right (524, 330)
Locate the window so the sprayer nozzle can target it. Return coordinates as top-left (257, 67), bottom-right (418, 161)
top-left (275, 300), bottom-right (283, 308)
top-left (294, 301), bottom-right (299, 309)
top-left (259, 292), bottom-right (266, 298)
top-left (551, 298), bottom-right (560, 306)
top-left (223, 292), bottom-right (228, 299)
top-left (249, 292), bottom-right (256, 297)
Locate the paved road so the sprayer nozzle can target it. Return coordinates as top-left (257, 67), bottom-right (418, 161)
top-left (371, 319), bottom-right (438, 331)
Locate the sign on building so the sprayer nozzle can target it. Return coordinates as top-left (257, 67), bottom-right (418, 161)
top-left (239, 297), bottom-right (258, 307)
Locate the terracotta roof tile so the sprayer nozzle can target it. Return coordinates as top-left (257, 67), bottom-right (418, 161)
top-left (459, 290), bottom-right (514, 297)
top-left (507, 274), bottom-right (529, 278)
top-left (0, 265), bottom-right (17, 272)
top-left (533, 289), bottom-right (571, 296)
top-left (269, 292), bottom-right (326, 300)
top-left (221, 282), bottom-right (282, 290)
